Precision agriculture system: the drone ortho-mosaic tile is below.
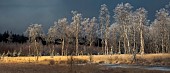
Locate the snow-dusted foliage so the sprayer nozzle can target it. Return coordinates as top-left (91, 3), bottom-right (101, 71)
top-left (113, 3), bottom-right (133, 26)
top-left (47, 25), bottom-right (57, 43)
top-left (25, 24), bottom-right (44, 42)
top-left (99, 4), bottom-right (110, 39)
top-left (89, 17), bottom-right (98, 39)
top-left (47, 18), bottom-right (68, 43)
top-left (81, 18), bottom-right (90, 38)
top-left (56, 18), bottom-right (68, 39)
top-left (133, 8), bottom-right (147, 25)
top-left (83, 17), bottom-right (98, 46)
top-left (70, 11), bottom-right (82, 37)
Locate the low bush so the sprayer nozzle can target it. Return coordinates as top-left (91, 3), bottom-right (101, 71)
top-left (58, 60), bottom-right (67, 64)
top-left (152, 57), bottom-right (162, 62)
top-left (98, 61), bottom-right (105, 64)
top-left (49, 59), bottom-right (55, 65)
top-left (67, 58), bottom-right (88, 64)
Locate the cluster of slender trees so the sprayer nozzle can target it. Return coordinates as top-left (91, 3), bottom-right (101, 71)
top-left (1, 3), bottom-right (170, 56)
top-left (25, 3), bottom-right (170, 56)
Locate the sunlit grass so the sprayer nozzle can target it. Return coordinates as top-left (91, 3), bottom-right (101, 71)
top-left (1, 53), bottom-right (170, 65)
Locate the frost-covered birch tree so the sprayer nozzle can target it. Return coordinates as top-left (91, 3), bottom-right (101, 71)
top-left (47, 18), bottom-right (68, 56)
top-left (47, 24), bottom-right (57, 56)
top-left (80, 18), bottom-right (90, 54)
top-left (25, 24), bottom-right (44, 60)
top-left (88, 17), bottom-right (98, 47)
top-left (99, 4), bottom-right (110, 55)
top-left (133, 8), bottom-right (148, 54)
top-left (113, 3), bottom-right (133, 54)
top-left (57, 18), bottom-right (68, 55)
top-left (81, 17), bottom-right (98, 54)
top-left (70, 11), bottom-right (82, 55)
top-left (109, 23), bottom-right (119, 54)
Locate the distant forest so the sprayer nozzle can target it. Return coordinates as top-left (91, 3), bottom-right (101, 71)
top-left (0, 31), bottom-right (101, 46)
top-left (0, 31), bottom-right (28, 44)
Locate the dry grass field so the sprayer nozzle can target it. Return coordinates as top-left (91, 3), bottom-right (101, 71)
top-left (0, 54), bottom-right (170, 73)
top-left (1, 53), bottom-right (170, 65)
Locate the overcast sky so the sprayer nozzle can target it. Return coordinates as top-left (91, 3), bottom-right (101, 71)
top-left (0, 0), bottom-right (169, 34)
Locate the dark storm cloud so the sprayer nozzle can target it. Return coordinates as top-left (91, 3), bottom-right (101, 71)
top-left (0, 0), bottom-right (67, 34)
top-left (0, 0), bottom-right (169, 34)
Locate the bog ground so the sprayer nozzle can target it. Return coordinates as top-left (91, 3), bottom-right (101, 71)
top-left (0, 62), bottom-right (169, 73)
